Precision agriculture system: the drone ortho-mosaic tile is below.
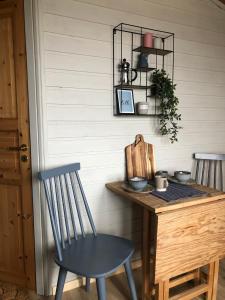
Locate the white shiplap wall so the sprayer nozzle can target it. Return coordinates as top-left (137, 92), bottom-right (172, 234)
top-left (36, 0), bottom-right (225, 292)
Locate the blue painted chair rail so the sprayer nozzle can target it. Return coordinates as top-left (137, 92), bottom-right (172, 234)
top-left (39, 163), bottom-right (137, 300)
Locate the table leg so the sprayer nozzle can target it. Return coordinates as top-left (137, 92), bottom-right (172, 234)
top-left (212, 260), bottom-right (219, 300)
top-left (156, 281), bottom-right (164, 300)
top-left (163, 280), bottom-right (169, 300)
top-left (142, 208), bottom-right (151, 300)
top-left (206, 260), bottom-right (219, 300)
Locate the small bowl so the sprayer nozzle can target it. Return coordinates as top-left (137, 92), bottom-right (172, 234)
top-left (174, 171), bottom-right (191, 182)
top-left (128, 177), bottom-right (148, 190)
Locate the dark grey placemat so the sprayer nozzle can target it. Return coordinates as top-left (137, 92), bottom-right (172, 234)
top-left (151, 182), bottom-right (206, 202)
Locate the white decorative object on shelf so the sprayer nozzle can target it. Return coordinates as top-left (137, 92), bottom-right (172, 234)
top-left (137, 102), bottom-right (149, 115)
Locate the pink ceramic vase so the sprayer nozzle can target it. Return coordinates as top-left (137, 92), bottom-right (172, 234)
top-left (143, 32), bottom-right (153, 48)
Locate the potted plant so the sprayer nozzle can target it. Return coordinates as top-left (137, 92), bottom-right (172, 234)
top-left (151, 69), bottom-right (182, 143)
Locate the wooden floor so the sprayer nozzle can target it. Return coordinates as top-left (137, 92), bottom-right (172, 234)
top-left (1, 262), bottom-right (225, 299)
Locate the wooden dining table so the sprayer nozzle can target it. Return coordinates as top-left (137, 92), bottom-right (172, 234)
top-left (106, 181), bottom-right (225, 300)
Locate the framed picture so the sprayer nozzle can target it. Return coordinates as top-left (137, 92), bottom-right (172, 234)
top-left (116, 89), bottom-right (135, 114)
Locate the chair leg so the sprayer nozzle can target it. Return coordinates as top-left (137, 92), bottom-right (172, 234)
top-left (124, 259), bottom-right (138, 300)
top-left (96, 277), bottom-right (106, 300)
top-left (55, 267), bottom-right (67, 300)
top-left (86, 277), bottom-right (91, 292)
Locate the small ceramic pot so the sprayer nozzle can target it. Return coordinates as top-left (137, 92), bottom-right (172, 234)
top-left (128, 177), bottom-right (148, 190)
top-left (174, 171), bottom-right (191, 182)
top-left (138, 53), bottom-right (149, 68)
top-left (137, 102), bottom-right (149, 115)
top-left (154, 38), bottom-right (162, 49)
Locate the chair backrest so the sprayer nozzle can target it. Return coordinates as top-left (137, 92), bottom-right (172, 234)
top-left (193, 153), bottom-right (225, 191)
top-left (38, 163), bottom-right (97, 261)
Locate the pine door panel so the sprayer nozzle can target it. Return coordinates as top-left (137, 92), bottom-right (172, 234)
top-left (0, 0), bottom-right (35, 289)
top-left (0, 15), bottom-right (17, 119)
top-left (0, 185), bottom-right (24, 274)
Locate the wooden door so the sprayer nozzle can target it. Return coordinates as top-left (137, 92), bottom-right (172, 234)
top-left (0, 0), bottom-right (35, 289)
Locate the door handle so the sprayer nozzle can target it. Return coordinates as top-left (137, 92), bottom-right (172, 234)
top-left (8, 144), bottom-right (28, 152)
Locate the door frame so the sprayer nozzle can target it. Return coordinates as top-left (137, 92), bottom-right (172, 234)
top-left (24, 0), bottom-right (48, 295)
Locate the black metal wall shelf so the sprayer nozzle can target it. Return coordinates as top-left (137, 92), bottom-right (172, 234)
top-left (113, 23), bottom-right (174, 117)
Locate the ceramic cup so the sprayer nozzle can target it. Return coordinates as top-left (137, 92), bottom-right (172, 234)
top-left (143, 32), bottom-right (153, 48)
top-left (153, 38), bottom-right (162, 49)
top-left (155, 170), bottom-right (168, 178)
top-left (155, 175), bottom-right (168, 192)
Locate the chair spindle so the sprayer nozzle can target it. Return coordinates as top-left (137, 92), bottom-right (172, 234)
top-left (59, 175), bottom-right (71, 245)
top-left (69, 172), bottom-right (86, 237)
top-left (75, 171), bottom-right (97, 236)
top-left (64, 174), bottom-right (78, 240)
top-left (43, 180), bottom-right (63, 261)
top-left (54, 176), bottom-right (66, 249)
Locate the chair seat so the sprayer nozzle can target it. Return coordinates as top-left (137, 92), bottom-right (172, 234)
top-left (55, 234), bottom-right (134, 278)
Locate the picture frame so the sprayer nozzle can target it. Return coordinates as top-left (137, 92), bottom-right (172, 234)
top-left (116, 89), bottom-right (135, 114)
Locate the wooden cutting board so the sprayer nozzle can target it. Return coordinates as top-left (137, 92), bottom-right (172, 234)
top-left (125, 134), bottom-right (156, 180)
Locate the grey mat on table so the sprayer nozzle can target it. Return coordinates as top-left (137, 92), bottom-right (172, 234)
top-left (151, 182), bottom-right (206, 202)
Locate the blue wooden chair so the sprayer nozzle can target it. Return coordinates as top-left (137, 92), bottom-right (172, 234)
top-left (39, 163), bottom-right (137, 300)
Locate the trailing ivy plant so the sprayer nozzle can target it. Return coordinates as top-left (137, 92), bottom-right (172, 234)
top-left (151, 69), bottom-right (182, 143)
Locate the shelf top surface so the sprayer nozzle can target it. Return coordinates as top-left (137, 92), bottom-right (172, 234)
top-left (113, 23), bottom-right (174, 39)
top-left (133, 46), bottom-right (173, 56)
top-left (115, 84), bottom-right (150, 89)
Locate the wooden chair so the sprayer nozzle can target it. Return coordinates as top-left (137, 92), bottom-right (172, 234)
top-left (39, 163), bottom-right (137, 300)
top-left (193, 153), bottom-right (225, 191)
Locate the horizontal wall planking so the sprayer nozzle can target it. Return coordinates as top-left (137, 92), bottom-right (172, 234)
top-left (46, 104), bottom-right (113, 121)
top-left (45, 70), bottom-right (111, 90)
top-left (43, 13), bottom-right (111, 42)
top-left (179, 107), bottom-right (225, 121)
top-left (45, 49), bottom-right (225, 75)
top-left (47, 133), bottom-right (225, 156)
top-left (45, 65), bottom-right (225, 86)
top-left (45, 87), bottom-right (225, 108)
top-left (43, 31), bottom-right (225, 62)
top-left (47, 142), bottom-right (225, 162)
top-left (42, 12), bottom-right (225, 48)
top-left (47, 120), bottom-right (225, 139)
top-left (45, 70), bottom-right (225, 97)
top-left (174, 67), bottom-right (225, 86)
top-left (43, 33), bottom-right (111, 59)
top-left (43, 2), bottom-right (225, 40)
top-left (44, 51), bottom-right (225, 81)
top-left (175, 80), bottom-right (225, 97)
top-left (47, 121), bottom-right (157, 138)
top-left (143, 0), bottom-right (225, 20)
top-left (41, 0), bottom-right (225, 46)
top-left (45, 64), bottom-right (225, 86)
top-left (77, 0), bottom-right (225, 34)
top-left (178, 95), bottom-right (225, 108)
top-left (45, 87), bottom-right (112, 106)
top-left (46, 104), bottom-right (225, 122)
top-left (46, 143), bottom-right (225, 175)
